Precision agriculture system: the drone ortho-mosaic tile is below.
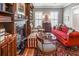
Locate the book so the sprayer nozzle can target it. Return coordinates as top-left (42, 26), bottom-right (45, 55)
top-left (0, 3), bottom-right (3, 11)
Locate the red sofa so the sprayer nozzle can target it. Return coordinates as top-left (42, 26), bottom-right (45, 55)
top-left (51, 28), bottom-right (79, 46)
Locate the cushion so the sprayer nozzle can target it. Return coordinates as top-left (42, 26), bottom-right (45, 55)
top-left (52, 29), bottom-right (68, 39)
top-left (61, 25), bottom-right (68, 33)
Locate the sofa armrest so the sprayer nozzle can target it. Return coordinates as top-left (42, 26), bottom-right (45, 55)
top-left (69, 31), bottom-right (79, 38)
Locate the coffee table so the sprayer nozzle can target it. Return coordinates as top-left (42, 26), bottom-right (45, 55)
top-left (37, 32), bottom-right (57, 53)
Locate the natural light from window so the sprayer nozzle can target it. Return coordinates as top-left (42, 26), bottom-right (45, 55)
top-left (35, 11), bottom-right (58, 28)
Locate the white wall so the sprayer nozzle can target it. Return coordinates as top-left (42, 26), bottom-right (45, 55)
top-left (63, 3), bottom-right (79, 30)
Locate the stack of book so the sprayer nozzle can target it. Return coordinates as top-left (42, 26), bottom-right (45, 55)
top-left (0, 24), bottom-right (5, 42)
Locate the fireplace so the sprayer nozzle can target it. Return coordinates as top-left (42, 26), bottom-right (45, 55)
top-left (15, 20), bottom-right (26, 53)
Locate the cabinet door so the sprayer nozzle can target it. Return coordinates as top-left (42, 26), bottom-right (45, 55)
top-left (1, 43), bottom-right (8, 56)
top-left (12, 39), bottom-right (16, 56)
top-left (12, 37), bottom-right (17, 56)
top-left (8, 40), bottom-right (13, 56)
top-left (8, 39), bottom-right (17, 56)
top-left (12, 40), bottom-right (15, 56)
top-left (8, 36), bottom-right (17, 56)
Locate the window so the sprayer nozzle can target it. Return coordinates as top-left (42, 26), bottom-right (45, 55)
top-left (35, 11), bottom-right (58, 28)
top-left (35, 11), bottom-right (42, 28)
top-left (50, 12), bottom-right (58, 27)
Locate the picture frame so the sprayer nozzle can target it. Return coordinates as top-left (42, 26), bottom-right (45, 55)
top-left (17, 3), bottom-right (25, 14)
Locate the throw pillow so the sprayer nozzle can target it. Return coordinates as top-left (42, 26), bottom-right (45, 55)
top-left (67, 28), bottom-right (75, 35)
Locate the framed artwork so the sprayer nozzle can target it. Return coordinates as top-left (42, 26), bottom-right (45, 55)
top-left (17, 3), bottom-right (25, 14)
top-left (15, 3), bottom-right (25, 20)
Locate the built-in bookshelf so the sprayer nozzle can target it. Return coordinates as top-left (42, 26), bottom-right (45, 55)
top-left (0, 3), bottom-right (13, 15)
top-left (0, 3), bottom-right (17, 56)
top-left (0, 3), bottom-right (15, 40)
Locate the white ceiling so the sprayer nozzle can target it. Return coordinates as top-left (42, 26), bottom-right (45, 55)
top-left (33, 3), bottom-right (71, 8)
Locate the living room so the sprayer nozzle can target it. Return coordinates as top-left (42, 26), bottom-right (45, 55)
top-left (25, 3), bottom-right (79, 56)
top-left (0, 3), bottom-right (79, 56)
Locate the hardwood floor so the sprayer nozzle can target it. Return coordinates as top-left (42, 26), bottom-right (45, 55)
top-left (21, 41), bottom-right (79, 56)
top-left (22, 47), bottom-right (56, 56)
top-left (23, 48), bottom-right (37, 56)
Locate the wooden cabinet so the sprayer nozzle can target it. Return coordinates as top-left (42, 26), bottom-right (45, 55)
top-left (8, 38), bottom-right (17, 56)
top-left (11, 35), bottom-right (17, 56)
top-left (0, 38), bottom-right (8, 56)
top-left (43, 23), bottom-right (51, 32)
top-left (12, 39), bottom-right (17, 56)
top-left (0, 34), bottom-right (17, 56)
top-left (8, 39), bottom-right (15, 56)
top-left (1, 42), bottom-right (8, 56)
top-left (8, 40), bottom-right (13, 56)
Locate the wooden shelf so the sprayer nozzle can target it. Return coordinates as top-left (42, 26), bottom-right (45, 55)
top-left (0, 15), bottom-right (12, 22)
top-left (6, 3), bottom-right (13, 6)
top-left (0, 3), bottom-right (15, 34)
top-left (0, 3), bottom-right (14, 15)
top-left (0, 10), bottom-right (13, 15)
